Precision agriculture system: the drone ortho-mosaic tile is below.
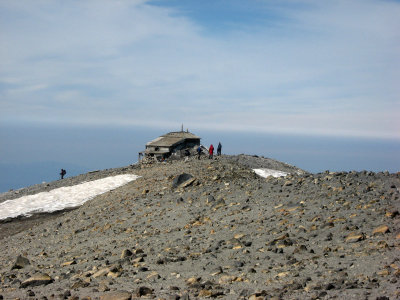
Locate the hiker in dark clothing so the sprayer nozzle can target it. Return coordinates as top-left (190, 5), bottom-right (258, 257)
top-left (60, 169), bottom-right (66, 179)
top-left (217, 142), bottom-right (222, 156)
top-left (197, 146), bottom-right (202, 160)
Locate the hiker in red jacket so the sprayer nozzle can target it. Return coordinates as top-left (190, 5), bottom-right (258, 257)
top-left (209, 144), bottom-right (214, 159)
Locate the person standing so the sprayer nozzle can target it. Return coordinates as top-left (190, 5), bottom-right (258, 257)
top-left (217, 142), bottom-right (222, 156)
top-left (209, 144), bottom-right (214, 159)
top-left (197, 145), bottom-right (202, 160)
top-left (60, 169), bottom-right (66, 179)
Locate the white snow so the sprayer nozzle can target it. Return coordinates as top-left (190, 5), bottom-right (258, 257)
top-left (253, 168), bottom-right (288, 178)
top-left (0, 174), bottom-right (140, 220)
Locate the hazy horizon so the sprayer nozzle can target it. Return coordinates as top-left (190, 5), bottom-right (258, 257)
top-left (1, 123), bottom-right (399, 193)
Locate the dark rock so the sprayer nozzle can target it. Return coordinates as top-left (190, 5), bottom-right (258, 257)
top-left (325, 232), bottom-right (333, 241)
top-left (244, 241), bottom-right (252, 247)
top-left (120, 249), bottom-right (133, 259)
top-left (318, 291), bottom-right (327, 298)
top-left (136, 286), bottom-right (153, 296)
top-left (12, 255), bottom-right (30, 270)
top-left (157, 258), bottom-right (166, 264)
top-left (63, 290), bottom-right (71, 299)
top-left (288, 258), bottom-right (297, 265)
top-left (134, 248), bottom-right (144, 255)
top-left (206, 195), bottom-right (215, 203)
top-left (325, 283), bottom-right (335, 290)
top-left (293, 245), bottom-right (308, 253)
top-left (27, 290), bottom-right (35, 296)
top-left (233, 261), bottom-right (244, 268)
top-left (172, 173), bottom-right (193, 189)
top-left (70, 279), bottom-right (90, 289)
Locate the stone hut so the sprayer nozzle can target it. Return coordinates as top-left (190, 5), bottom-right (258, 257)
top-left (139, 130), bottom-right (201, 161)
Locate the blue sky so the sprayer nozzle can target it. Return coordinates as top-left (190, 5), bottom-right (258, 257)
top-left (1, 0), bottom-right (399, 139)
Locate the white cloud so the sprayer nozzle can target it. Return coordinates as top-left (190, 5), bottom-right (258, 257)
top-left (0, 0), bottom-right (399, 139)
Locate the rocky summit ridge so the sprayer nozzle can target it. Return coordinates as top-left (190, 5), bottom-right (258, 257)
top-left (0, 154), bottom-right (399, 299)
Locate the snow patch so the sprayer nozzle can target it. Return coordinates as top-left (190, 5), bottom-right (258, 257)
top-left (0, 174), bottom-right (140, 220)
top-left (253, 168), bottom-right (288, 178)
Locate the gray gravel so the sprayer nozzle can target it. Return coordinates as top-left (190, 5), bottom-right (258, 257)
top-left (0, 154), bottom-right (399, 299)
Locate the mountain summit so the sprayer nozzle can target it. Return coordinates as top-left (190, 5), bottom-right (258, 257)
top-left (0, 155), bottom-right (399, 299)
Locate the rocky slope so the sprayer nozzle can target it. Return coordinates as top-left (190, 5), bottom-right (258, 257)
top-left (0, 155), bottom-right (399, 299)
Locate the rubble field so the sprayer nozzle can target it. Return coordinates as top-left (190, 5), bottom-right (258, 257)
top-left (0, 154), bottom-right (399, 299)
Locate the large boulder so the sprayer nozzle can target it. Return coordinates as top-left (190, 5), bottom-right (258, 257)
top-left (20, 273), bottom-right (53, 288)
top-left (172, 173), bottom-right (193, 189)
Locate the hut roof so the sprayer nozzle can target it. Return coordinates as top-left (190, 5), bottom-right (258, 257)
top-left (146, 131), bottom-right (200, 148)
